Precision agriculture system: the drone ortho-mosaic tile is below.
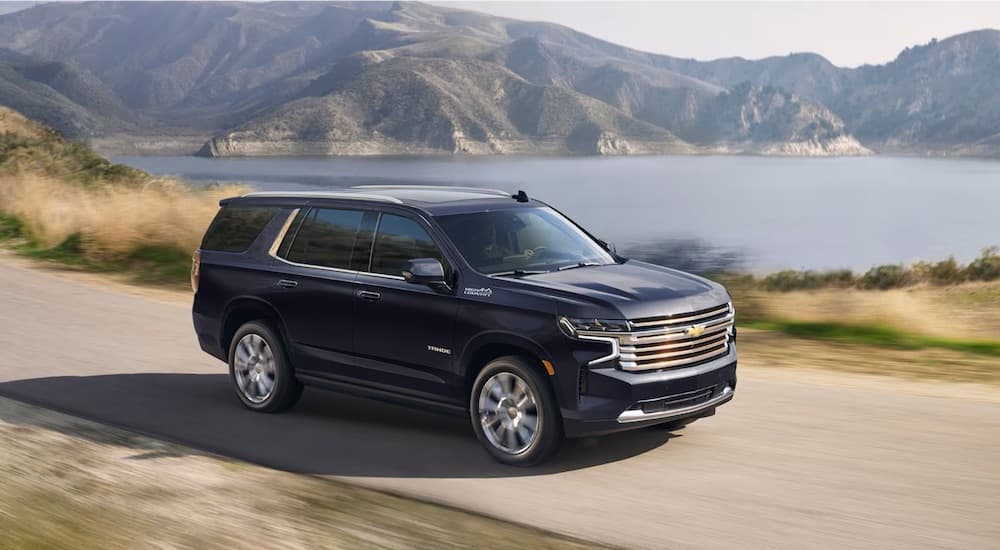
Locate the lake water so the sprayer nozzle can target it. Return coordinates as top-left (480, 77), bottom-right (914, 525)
top-left (114, 155), bottom-right (1000, 272)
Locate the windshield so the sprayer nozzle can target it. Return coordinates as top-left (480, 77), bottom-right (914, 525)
top-left (436, 207), bottom-right (615, 275)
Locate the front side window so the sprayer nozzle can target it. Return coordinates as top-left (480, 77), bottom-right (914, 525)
top-left (283, 208), bottom-right (365, 269)
top-left (371, 214), bottom-right (447, 276)
top-left (436, 207), bottom-right (614, 275)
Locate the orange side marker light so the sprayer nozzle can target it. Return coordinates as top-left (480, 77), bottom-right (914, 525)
top-left (541, 360), bottom-right (555, 376)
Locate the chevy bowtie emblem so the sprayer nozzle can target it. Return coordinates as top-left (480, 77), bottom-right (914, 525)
top-left (686, 325), bottom-right (706, 337)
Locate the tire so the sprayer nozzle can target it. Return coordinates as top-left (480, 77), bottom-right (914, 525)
top-left (228, 320), bottom-right (302, 413)
top-left (470, 356), bottom-right (562, 466)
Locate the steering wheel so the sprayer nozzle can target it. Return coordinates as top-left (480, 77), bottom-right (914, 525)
top-left (524, 246), bottom-right (548, 259)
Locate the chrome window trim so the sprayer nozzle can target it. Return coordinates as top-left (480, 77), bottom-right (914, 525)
top-left (357, 271), bottom-right (406, 281)
top-left (272, 246), bottom-right (404, 280)
top-left (272, 255), bottom-right (360, 276)
top-left (367, 211), bottom-right (382, 274)
top-left (267, 208), bottom-right (379, 277)
top-left (264, 208), bottom-right (432, 282)
top-left (268, 208), bottom-right (300, 257)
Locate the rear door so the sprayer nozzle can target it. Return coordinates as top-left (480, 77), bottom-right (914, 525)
top-left (351, 211), bottom-right (462, 404)
top-left (266, 206), bottom-right (375, 376)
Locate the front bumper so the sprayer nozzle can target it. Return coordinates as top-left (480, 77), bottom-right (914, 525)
top-left (561, 346), bottom-right (737, 438)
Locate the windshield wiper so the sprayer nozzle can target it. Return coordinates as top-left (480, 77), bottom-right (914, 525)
top-left (491, 269), bottom-right (547, 278)
top-left (558, 262), bottom-right (603, 271)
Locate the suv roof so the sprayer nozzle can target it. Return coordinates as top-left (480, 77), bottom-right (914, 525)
top-left (230, 185), bottom-right (539, 215)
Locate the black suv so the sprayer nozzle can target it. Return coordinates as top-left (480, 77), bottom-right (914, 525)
top-left (192, 186), bottom-right (736, 465)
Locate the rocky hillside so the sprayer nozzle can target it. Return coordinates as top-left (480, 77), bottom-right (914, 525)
top-left (0, 2), bottom-right (994, 157)
top-left (831, 30), bottom-right (1000, 154)
top-left (0, 49), bottom-right (138, 138)
top-left (201, 55), bottom-right (690, 156)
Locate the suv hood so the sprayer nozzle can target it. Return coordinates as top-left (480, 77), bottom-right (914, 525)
top-left (508, 260), bottom-right (731, 320)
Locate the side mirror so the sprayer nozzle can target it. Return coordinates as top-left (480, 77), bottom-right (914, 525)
top-left (402, 258), bottom-right (447, 286)
top-left (597, 238), bottom-right (616, 254)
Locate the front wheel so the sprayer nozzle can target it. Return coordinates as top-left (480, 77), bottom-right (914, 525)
top-left (228, 321), bottom-right (302, 413)
top-left (470, 356), bottom-right (562, 466)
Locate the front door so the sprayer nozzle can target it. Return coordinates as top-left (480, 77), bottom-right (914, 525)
top-left (351, 212), bottom-right (462, 404)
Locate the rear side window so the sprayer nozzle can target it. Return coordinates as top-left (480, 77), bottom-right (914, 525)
top-left (283, 208), bottom-right (365, 269)
top-left (201, 206), bottom-right (279, 252)
top-left (371, 214), bottom-right (446, 276)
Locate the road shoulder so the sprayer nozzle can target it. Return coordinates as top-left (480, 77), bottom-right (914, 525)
top-left (0, 396), bottom-right (602, 550)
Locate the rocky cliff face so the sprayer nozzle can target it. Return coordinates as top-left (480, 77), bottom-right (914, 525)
top-left (197, 55), bottom-right (690, 157)
top-left (673, 83), bottom-right (870, 155)
top-left (0, 2), bottom-right (994, 157)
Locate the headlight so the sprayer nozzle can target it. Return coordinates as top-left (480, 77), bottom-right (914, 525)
top-left (558, 316), bottom-right (629, 337)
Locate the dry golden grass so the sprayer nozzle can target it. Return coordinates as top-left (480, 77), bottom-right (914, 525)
top-left (0, 108), bottom-right (47, 140)
top-left (0, 171), bottom-right (242, 259)
top-left (1, 106), bottom-right (245, 265)
top-left (750, 283), bottom-right (1000, 341)
top-left (739, 329), bottom-right (1000, 386)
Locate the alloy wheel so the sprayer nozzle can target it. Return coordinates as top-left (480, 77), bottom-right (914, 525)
top-left (233, 333), bottom-right (276, 404)
top-left (478, 372), bottom-right (540, 455)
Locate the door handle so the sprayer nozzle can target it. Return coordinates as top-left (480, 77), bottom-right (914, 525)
top-left (357, 290), bottom-right (381, 302)
top-left (277, 279), bottom-right (298, 289)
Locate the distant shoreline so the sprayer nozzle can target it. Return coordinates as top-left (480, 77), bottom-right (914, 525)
top-left (100, 145), bottom-right (1000, 163)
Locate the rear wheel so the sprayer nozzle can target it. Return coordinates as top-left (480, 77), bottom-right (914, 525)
top-left (470, 356), bottom-right (562, 466)
top-left (228, 321), bottom-right (302, 413)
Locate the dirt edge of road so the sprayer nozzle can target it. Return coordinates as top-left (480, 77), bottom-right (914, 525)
top-left (0, 396), bottom-right (605, 550)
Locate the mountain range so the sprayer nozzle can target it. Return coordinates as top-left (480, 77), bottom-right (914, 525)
top-left (0, 1), bottom-right (996, 157)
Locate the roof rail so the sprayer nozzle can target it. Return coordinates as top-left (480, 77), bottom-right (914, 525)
top-left (240, 191), bottom-right (403, 204)
top-left (351, 185), bottom-right (510, 197)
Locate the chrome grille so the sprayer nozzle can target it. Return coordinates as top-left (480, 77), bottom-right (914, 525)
top-left (619, 303), bottom-right (734, 371)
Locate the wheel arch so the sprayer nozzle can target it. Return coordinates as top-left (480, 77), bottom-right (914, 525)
top-left (460, 332), bottom-right (552, 398)
top-left (220, 296), bottom-right (289, 356)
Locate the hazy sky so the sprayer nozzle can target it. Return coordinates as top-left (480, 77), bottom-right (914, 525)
top-left (2, 1), bottom-right (999, 67)
top-left (435, 1), bottom-right (1000, 67)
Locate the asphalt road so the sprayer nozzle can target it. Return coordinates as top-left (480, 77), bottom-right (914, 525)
top-left (0, 258), bottom-right (997, 549)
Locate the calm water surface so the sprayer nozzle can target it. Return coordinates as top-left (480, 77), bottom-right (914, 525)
top-left (115, 155), bottom-right (1000, 272)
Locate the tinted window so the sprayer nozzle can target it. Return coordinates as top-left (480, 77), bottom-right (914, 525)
top-left (436, 207), bottom-right (614, 275)
top-left (371, 214), bottom-right (446, 276)
top-left (201, 206), bottom-right (279, 252)
top-left (284, 208), bottom-right (365, 269)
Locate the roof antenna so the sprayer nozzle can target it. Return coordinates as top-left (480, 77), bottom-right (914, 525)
top-left (512, 190), bottom-right (529, 202)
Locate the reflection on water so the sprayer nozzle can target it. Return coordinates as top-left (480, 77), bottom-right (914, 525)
top-left (114, 155), bottom-right (1000, 272)
top-left (623, 238), bottom-right (745, 275)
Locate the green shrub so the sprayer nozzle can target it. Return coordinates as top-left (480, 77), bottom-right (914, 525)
top-left (761, 270), bottom-right (806, 291)
top-left (966, 247), bottom-right (1000, 281)
top-left (817, 269), bottom-right (855, 288)
top-left (1, 128), bottom-right (143, 186)
top-left (0, 212), bottom-right (24, 239)
top-left (928, 257), bottom-right (964, 285)
top-left (858, 264), bottom-right (913, 290)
